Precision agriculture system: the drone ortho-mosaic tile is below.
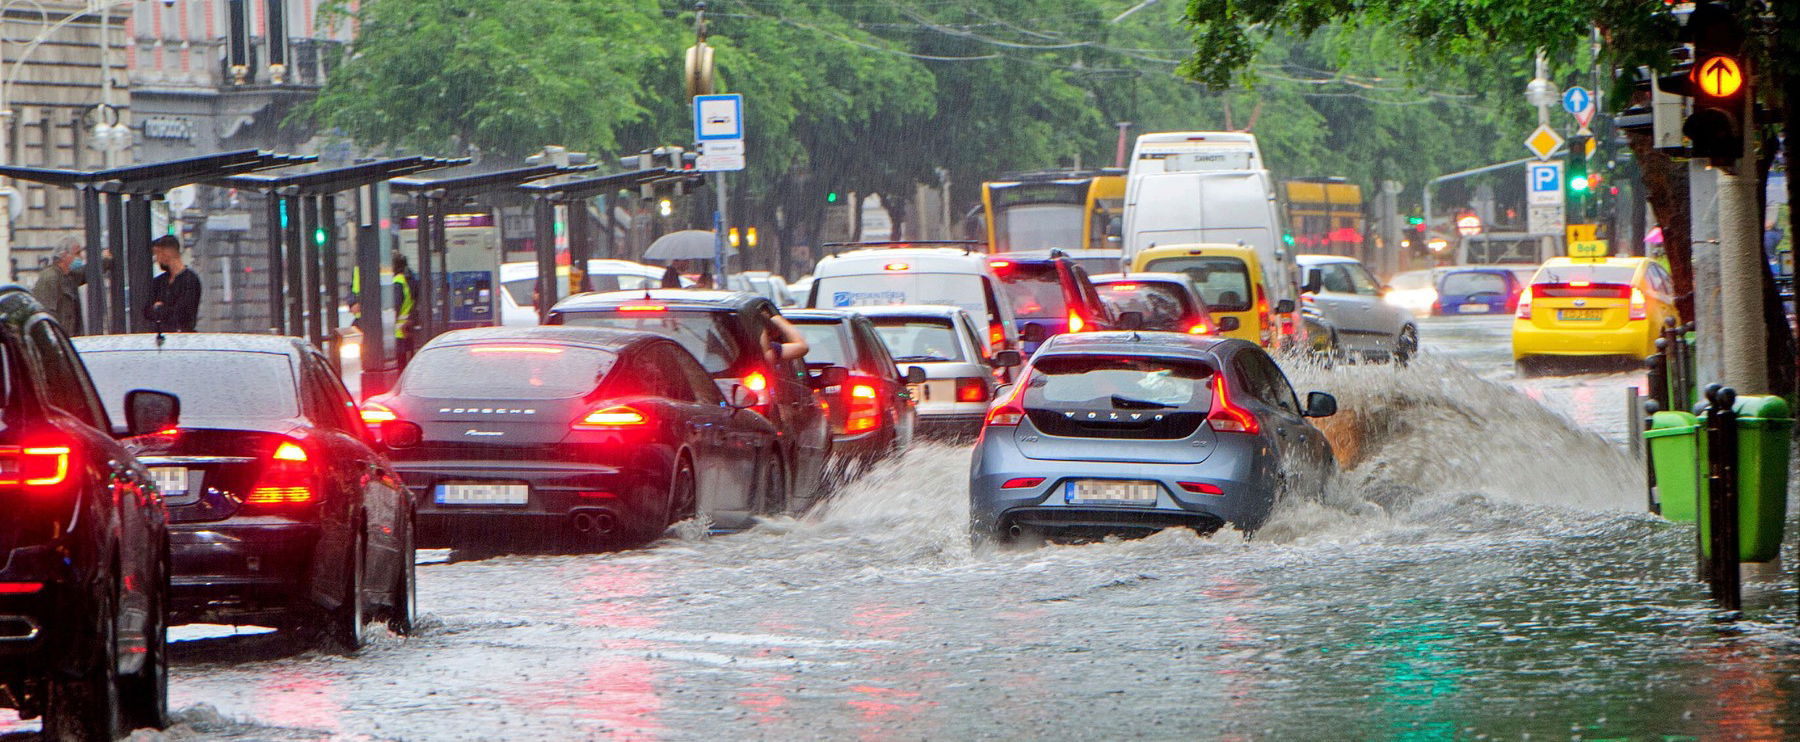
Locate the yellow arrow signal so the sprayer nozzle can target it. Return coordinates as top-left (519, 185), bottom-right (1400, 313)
top-left (1693, 55), bottom-right (1743, 98)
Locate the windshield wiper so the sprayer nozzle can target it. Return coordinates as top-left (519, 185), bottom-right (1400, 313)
top-left (1110, 394), bottom-right (1174, 410)
top-left (895, 355), bottom-right (950, 362)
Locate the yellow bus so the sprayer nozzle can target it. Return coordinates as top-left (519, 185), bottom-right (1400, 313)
top-left (1284, 177), bottom-right (1364, 256)
top-left (979, 168), bottom-right (1126, 253)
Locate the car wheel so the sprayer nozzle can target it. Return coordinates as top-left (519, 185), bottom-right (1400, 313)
top-left (757, 450), bottom-right (789, 516)
top-left (622, 457), bottom-right (691, 546)
top-left (1514, 357), bottom-right (1538, 378)
top-left (43, 560), bottom-right (124, 741)
top-left (387, 508), bottom-right (417, 636)
top-left (119, 547), bottom-right (170, 730)
top-left (331, 528), bottom-right (368, 652)
top-left (1393, 326), bottom-right (1418, 365)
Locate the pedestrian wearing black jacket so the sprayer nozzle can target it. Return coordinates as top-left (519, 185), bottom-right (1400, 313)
top-left (145, 235), bottom-right (202, 332)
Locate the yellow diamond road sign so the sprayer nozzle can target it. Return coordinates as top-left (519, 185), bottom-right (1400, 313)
top-left (1526, 125), bottom-right (1564, 160)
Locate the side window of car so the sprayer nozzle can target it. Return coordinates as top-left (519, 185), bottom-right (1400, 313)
top-left (1649, 264), bottom-right (1674, 297)
top-left (854, 321), bottom-right (899, 382)
top-left (652, 346), bottom-right (697, 403)
top-left (1068, 264), bottom-right (1109, 320)
top-left (1347, 265), bottom-right (1382, 296)
top-left (306, 355), bottom-right (363, 433)
top-left (673, 347), bottom-right (723, 405)
top-left (1233, 353), bottom-right (1298, 415)
top-left (1319, 265), bottom-right (1356, 294)
top-left (960, 315), bottom-right (989, 359)
top-left (27, 319), bottom-right (105, 428)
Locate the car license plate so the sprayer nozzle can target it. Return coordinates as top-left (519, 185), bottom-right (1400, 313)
top-left (908, 383), bottom-right (927, 401)
top-left (1065, 479), bottom-right (1160, 505)
top-left (436, 482), bottom-right (529, 506)
top-left (150, 466), bottom-right (199, 506)
top-left (1458, 303), bottom-right (1490, 313)
top-left (1558, 308), bottom-right (1604, 321)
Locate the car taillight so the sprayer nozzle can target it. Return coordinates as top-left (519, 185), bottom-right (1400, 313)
top-left (1280, 314), bottom-right (1297, 335)
top-left (1515, 290), bottom-right (1533, 319)
top-left (0, 582), bottom-right (44, 594)
top-left (248, 438), bottom-right (316, 506)
top-left (1205, 374), bottom-right (1260, 434)
top-left (1001, 477), bottom-right (1044, 489)
top-left (1630, 287), bottom-right (1647, 320)
top-left (1068, 312), bottom-right (1086, 333)
top-left (989, 321), bottom-right (1005, 348)
top-left (360, 401), bottom-right (398, 425)
top-left (1179, 481), bottom-right (1224, 495)
top-left (0, 442), bottom-right (74, 489)
top-left (845, 382), bottom-right (881, 433)
top-left (1189, 323), bottom-right (1211, 335)
top-left (955, 377), bottom-right (989, 403)
top-left (574, 405), bottom-right (649, 429)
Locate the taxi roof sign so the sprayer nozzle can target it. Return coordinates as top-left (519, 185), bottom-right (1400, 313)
top-left (1567, 240), bottom-right (1609, 259)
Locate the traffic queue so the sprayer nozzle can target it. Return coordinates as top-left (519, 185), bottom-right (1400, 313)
top-left (2, 232), bottom-right (1359, 738)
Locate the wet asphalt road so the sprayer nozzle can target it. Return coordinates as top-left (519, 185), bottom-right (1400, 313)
top-left (6, 314), bottom-right (1798, 740)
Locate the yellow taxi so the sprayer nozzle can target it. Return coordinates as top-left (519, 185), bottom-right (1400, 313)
top-left (1131, 244), bottom-right (1278, 348)
top-left (1511, 256), bottom-right (1679, 372)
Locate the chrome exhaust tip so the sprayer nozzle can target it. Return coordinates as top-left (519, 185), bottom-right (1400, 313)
top-left (0, 616), bottom-right (41, 643)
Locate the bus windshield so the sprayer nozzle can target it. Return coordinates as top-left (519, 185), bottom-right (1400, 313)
top-left (993, 203), bottom-right (1084, 252)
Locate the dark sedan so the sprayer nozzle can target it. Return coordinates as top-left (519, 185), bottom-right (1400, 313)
top-left (77, 333), bottom-right (415, 651)
top-left (784, 309), bottom-right (919, 475)
top-left (2, 287), bottom-right (171, 738)
top-left (362, 326), bottom-right (779, 548)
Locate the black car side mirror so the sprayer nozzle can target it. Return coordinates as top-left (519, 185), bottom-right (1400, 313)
top-left (809, 365), bottom-right (849, 389)
top-left (1274, 298), bottom-right (1296, 314)
top-left (1304, 391), bottom-right (1338, 418)
top-left (1115, 311), bottom-right (1144, 331)
top-left (727, 384), bottom-right (759, 410)
top-left (124, 389), bottom-right (180, 437)
top-left (990, 349), bottom-right (1022, 368)
top-left (1215, 316), bottom-right (1241, 333)
top-left (904, 366), bottom-right (928, 385)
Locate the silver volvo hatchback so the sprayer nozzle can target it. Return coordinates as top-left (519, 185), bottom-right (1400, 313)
top-left (969, 332), bottom-right (1338, 544)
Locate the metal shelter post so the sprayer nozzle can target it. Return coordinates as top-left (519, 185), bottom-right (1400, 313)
top-left (80, 188), bottom-right (104, 334)
top-left (265, 194), bottom-right (286, 333)
top-left (567, 198), bottom-right (593, 294)
top-left (302, 195), bottom-right (323, 346)
top-left (283, 192), bottom-right (305, 337)
top-left (411, 196), bottom-right (435, 341)
top-left (431, 199), bottom-right (451, 336)
top-left (532, 195), bottom-right (557, 324)
top-left (321, 193), bottom-right (341, 369)
top-left (104, 192), bottom-right (125, 333)
top-left (123, 196), bottom-right (153, 333)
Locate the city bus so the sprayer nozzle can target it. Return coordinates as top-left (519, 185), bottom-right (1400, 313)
top-left (978, 168), bottom-right (1126, 253)
top-left (1284, 177), bottom-right (1365, 256)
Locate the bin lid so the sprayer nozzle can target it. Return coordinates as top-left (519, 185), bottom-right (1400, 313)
top-left (1733, 394), bottom-right (1795, 427)
top-left (1644, 410), bottom-right (1701, 438)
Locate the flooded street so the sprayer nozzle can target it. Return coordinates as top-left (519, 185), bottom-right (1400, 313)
top-left (8, 317), bottom-right (1798, 740)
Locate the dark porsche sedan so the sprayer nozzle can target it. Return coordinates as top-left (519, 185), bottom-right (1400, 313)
top-left (76, 333), bottom-right (415, 651)
top-left (361, 326), bottom-right (780, 549)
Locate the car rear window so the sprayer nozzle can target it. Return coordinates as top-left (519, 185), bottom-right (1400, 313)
top-left (814, 273), bottom-right (991, 320)
top-left (790, 320), bottom-right (852, 367)
top-left (401, 344), bottom-right (615, 399)
top-left (1141, 257), bottom-right (1252, 312)
top-left (1439, 272), bottom-right (1510, 296)
top-left (1024, 355), bottom-right (1213, 411)
top-left (557, 310), bottom-right (740, 374)
top-left (1095, 282), bottom-right (1193, 328)
top-left (993, 263), bottom-right (1069, 319)
top-left (82, 349), bottom-right (299, 428)
top-left (1533, 264), bottom-right (1637, 285)
top-left (869, 317), bottom-right (965, 362)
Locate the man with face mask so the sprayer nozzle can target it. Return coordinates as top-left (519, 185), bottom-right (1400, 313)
top-left (145, 234), bottom-right (202, 332)
top-left (31, 236), bottom-right (98, 334)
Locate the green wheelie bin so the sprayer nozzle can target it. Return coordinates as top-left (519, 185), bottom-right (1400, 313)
top-left (1644, 410), bottom-right (1702, 522)
top-left (1696, 395), bottom-right (1793, 562)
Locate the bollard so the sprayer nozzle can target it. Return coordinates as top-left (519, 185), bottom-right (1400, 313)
top-left (1701, 384), bottom-right (1740, 613)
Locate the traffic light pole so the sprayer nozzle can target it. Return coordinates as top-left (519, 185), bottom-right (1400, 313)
top-left (1717, 80), bottom-right (1767, 393)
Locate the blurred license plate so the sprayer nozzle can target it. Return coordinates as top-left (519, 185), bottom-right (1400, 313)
top-left (149, 467), bottom-right (188, 495)
top-left (1065, 480), bottom-right (1160, 505)
top-left (1458, 303), bottom-right (1490, 313)
top-left (436, 482), bottom-right (529, 505)
top-left (1558, 309), bottom-right (1603, 321)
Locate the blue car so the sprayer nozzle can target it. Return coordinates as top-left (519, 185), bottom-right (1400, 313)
top-left (968, 332), bottom-right (1338, 545)
top-left (1433, 267), bottom-right (1523, 316)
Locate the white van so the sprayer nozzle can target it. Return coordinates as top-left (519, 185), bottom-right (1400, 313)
top-left (498, 259), bottom-right (684, 326)
top-left (1123, 131), bottom-right (1297, 321)
top-left (806, 247), bottom-right (1020, 353)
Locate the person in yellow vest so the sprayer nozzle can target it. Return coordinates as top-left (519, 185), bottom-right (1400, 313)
top-left (392, 251), bottom-right (421, 366)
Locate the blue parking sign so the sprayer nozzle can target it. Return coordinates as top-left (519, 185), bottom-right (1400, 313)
top-left (1527, 161), bottom-right (1563, 205)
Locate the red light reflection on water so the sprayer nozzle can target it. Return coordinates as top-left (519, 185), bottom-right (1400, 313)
top-left (245, 668), bottom-right (345, 732)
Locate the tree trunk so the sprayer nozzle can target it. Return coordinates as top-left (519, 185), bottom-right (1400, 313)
top-left (1626, 130), bottom-right (1694, 321)
top-left (883, 192), bottom-right (911, 242)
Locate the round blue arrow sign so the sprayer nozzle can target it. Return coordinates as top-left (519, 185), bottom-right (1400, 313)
top-left (1562, 87), bottom-right (1592, 115)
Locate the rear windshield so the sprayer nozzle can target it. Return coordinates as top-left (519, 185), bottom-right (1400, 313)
top-left (790, 320), bottom-right (851, 367)
top-left (994, 263), bottom-right (1069, 319)
top-left (869, 317), bottom-right (965, 362)
top-left (557, 310), bottom-right (740, 374)
top-left (1095, 282), bottom-right (1193, 328)
top-left (401, 344), bottom-right (615, 399)
top-left (1533, 264), bottom-right (1637, 285)
top-left (814, 273), bottom-right (991, 321)
top-left (1024, 355), bottom-right (1213, 411)
top-left (1141, 257), bottom-right (1252, 312)
top-left (82, 350), bottom-right (299, 428)
top-left (1440, 272), bottom-right (1510, 296)
top-left (994, 203), bottom-right (1084, 252)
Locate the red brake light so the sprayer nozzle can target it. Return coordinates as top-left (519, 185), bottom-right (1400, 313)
top-left (618, 304), bottom-right (667, 312)
top-left (0, 442), bottom-right (75, 489)
top-left (1105, 283), bottom-right (1137, 290)
top-left (989, 322), bottom-right (1005, 348)
top-left (575, 405), bottom-right (649, 429)
top-left (1001, 477), bottom-right (1044, 489)
top-left (744, 372), bottom-right (768, 392)
top-left (955, 377), bottom-right (989, 403)
top-left (846, 382), bottom-right (881, 433)
top-left (988, 260), bottom-right (1012, 269)
top-left (468, 345), bottom-right (566, 354)
top-left (1068, 312), bottom-right (1086, 333)
top-left (1630, 287), bottom-right (1647, 320)
top-left (360, 401), bottom-right (398, 425)
top-left (1205, 374), bottom-right (1260, 434)
top-left (0, 582), bottom-right (44, 594)
top-left (985, 382), bottom-right (1026, 427)
top-left (248, 438), bottom-right (315, 506)
top-left (1569, 280), bottom-right (1590, 287)
top-left (1188, 323), bottom-right (1211, 335)
top-left (1179, 481), bottom-right (1224, 495)
top-left (884, 263), bottom-right (910, 271)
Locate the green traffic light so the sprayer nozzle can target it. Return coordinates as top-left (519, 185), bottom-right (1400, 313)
top-left (313, 227), bottom-right (327, 245)
top-left (1570, 176), bottom-right (1590, 193)
top-left (826, 192), bottom-right (839, 203)
top-left (1407, 216), bottom-right (1424, 226)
